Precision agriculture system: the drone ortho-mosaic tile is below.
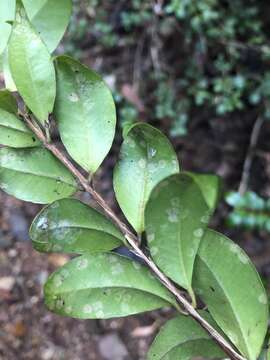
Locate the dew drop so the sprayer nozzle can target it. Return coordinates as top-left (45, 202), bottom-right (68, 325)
top-left (76, 258), bottom-right (88, 270)
top-left (83, 304), bottom-right (93, 313)
top-left (68, 92), bottom-right (79, 102)
top-left (193, 228), bottom-right (204, 238)
top-left (258, 293), bottom-right (267, 305)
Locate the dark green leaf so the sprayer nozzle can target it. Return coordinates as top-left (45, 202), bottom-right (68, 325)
top-left (145, 173), bottom-right (209, 300)
top-left (0, 147), bottom-right (77, 203)
top-left (0, 108), bottom-right (40, 147)
top-left (22, 0), bottom-right (72, 52)
top-left (30, 198), bottom-right (124, 253)
top-left (45, 253), bottom-right (176, 319)
top-left (114, 123), bottom-right (179, 233)
top-left (147, 311), bottom-right (225, 360)
top-left (193, 229), bottom-right (268, 360)
top-left (54, 55), bottom-right (116, 173)
top-left (8, 0), bottom-right (56, 124)
top-left (0, 89), bottom-right (17, 114)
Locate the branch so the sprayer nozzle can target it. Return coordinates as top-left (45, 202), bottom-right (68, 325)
top-left (22, 113), bottom-right (246, 360)
top-left (238, 116), bottom-right (264, 195)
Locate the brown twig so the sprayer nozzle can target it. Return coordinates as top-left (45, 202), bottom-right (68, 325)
top-left (22, 113), bottom-right (246, 360)
top-left (238, 116), bottom-right (264, 195)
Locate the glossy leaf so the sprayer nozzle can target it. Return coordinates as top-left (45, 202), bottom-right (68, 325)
top-left (0, 147), bottom-right (77, 203)
top-left (0, 108), bottom-right (40, 148)
top-left (0, 0), bottom-right (15, 54)
top-left (187, 172), bottom-right (222, 211)
top-left (0, 89), bottom-right (17, 114)
top-left (193, 229), bottom-right (268, 360)
top-left (30, 198), bottom-right (124, 253)
top-left (145, 174), bottom-right (209, 298)
top-left (147, 311), bottom-right (225, 360)
top-left (8, 0), bottom-right (56, 124)
top-left (22, 0), bottom-right (72, 52)
top-left (45, 253), bottom-right (176, 319)
top-left (114, 123), bottom-right (179, 233)
top-left (54, 56), bottom-right (116, 173)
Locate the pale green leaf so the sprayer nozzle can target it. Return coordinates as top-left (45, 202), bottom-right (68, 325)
top-left (193, 229), bottom-right (269, 360)
top-left (30, 198), bottom-right (124, 253)
top-left (145, 173), bottom-right (209, 298)
top-left (45, 253), bottom-right (176, 319)
top-left (187, 172), bottom-right (222, 211)
top-left (8, 0), bottom-right (56, 124)
top-left (54, 55), bottom-right (116, 173)
top-left (3, 49), bottom-right (17, 92)
top-left (0, 0), bottom-right (15, 54)
top-left (22, 0), bottom-right (72, 52)
top-left (0, 108), bottom-right (40, 147)
top-left (0, 89), bottom-right (17, 114)
top-left (147, 311), bottom-right (225, 360)
top-left (114, 123), bottom-right (179, 233)
top-left (0, 147), bottom-right (77, 203)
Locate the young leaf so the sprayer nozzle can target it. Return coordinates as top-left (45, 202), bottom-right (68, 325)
top-left (45, 253), bottom-right (176, 319)
top-left (0, 89), bottom-right (17, 114)
top-left (0, 108), bottom-right (40, 148)
top-left (145, 173), bottom-right (209, 299)
top-left (8, 0), bottom-right (56, 124)
top-left (147, 311), bottom-right (225, 360)
top-left (22, 0), bottom-right (72, 53)
top-left (187, 172), bottom-right (222, 211)
top-left (114, 123), bottom-right (179, 233)
top-left (54, 56), bottom-right (116, 173)
top-left (0, 0), bottom-right (15, 54)
top-left (0, 147), bottom-right (77, 203)
top-left (30, 198), bottom-right (124, 254)
top-left (193, 229), bottom-right (269, 360)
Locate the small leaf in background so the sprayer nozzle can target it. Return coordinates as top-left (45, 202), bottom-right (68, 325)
top-left (0, 108), bottom-right (40, 148)
top-left (193, 229), bottom-right (268, 360)
top-left (0, 147), bottom-right (77, 203)
top-left (3, 49), bottom-right (17, 92)
top-left (0, 0), bottom-right (15, 54)
top-left (54, 56), bottom-right (116, 173)
top-left (187, 172), bottom-right (222, 211)
top-left (30, 198), bottom-right (124, 254)
top-left (114, 123), bottom-right (179, 233)
top-left (22, 0), bottom-right (72, 53)
top-left (0, 89), bottom-right (17, 114)
top-left (145, 173), bottom-right (209, 300)
top-left (8, 0), bottom-right (56, 124)
top-left (147, 311), bottom-right (225, 360)
top-left (45, 253), bottom-right (176, 319)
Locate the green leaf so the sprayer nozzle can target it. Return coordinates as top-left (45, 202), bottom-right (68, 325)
top-left (8, 0), bottom-right (56, 124)
top-left (114, 123), bottom-right (179, 233)
top-left (145, 173), bottom-right (209, 299)
top-left (45, 253), bottom-right (176, 319)
top-left (22, 0), bottom-right (72, 52)
top-left (0, 0), bottom-right (15, 54)
top-left (0, 89), bottom-right (17, 114)
top-left (147, 311), bottom-right (225, 360)
top-left (54, 55), bottom-right (116, 173)
top-left (187, 172), bottom-right (222, 211)
top-left (0, 108), bottom-right (40, 148)
top-left (3, 49), bottom-right (17, 92)
top-left (0, 147), bottom-right (77, 203)
top-left (193, 229), bottom-right (268, 360)
top-left (30, 198), bottom-right (124, 253)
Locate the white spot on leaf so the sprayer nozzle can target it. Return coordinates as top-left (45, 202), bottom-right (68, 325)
top-left (76, 258), bottom-right (88, 270)
top-left (193, 228), bottom-right (204, 238)
top-left (138, 158), bottom-right (146, 169)
top-left (68, 92), bottom-right (79, 102)
top-left (258, 293), bottom-right (268, 305)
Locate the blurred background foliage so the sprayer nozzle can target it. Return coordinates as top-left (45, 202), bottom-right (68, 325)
top-left (61, 0), bottom-right (270, 234)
